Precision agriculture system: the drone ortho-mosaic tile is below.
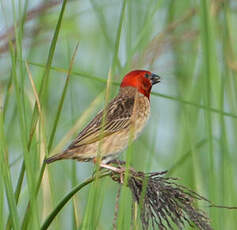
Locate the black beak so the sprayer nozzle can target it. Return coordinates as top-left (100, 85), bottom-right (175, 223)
top-left (150, 73), bottom-right (161, 85)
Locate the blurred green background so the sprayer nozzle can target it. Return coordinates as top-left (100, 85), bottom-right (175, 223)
top-left (1, 0), bottom-right (237, 229)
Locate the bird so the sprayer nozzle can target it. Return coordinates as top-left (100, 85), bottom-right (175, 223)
top-left (45, 70), bottom-right (160, 166)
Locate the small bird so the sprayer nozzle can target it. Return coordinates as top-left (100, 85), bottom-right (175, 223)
top-left (45, 70), bottom-right (160, 165)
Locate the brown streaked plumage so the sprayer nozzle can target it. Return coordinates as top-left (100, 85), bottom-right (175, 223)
top-left (45, 70), bottom-right (160, 164)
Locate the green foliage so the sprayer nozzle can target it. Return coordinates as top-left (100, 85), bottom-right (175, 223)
top-left (0, 0), bottom-right (237, 229)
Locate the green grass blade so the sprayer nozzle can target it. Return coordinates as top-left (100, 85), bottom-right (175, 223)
top-left (200, 0), bottom-right (216, 226)
top-left (151, 92), bottom-right (237, 119)
top-left (2, 73), bottom-right (13, 121)
top-left (89, 0), bottom-right (121, 70)
top-left (41, 173), bottom-right (109, 230)
top-left (0, 106), bottom-right (20, 230)
top-left (110, 0), bottom-right (127, 76)
top-left (25, 61), bottom-right (237, 120)
top-left (29, 0), bottom-right (69, 142)
top-left (167, 139), bottom-right (207, 176)
top-left (6, 1), bottom-right (69, 229)
top-left (2, 1), bottom-right (237, 229)
top-left (0, 173), bottom-right (4, 230)
top-left (47, 42), bottom-right (79, 153)
top-left (20, 1), bottom-right (70, 229)
top-left (9, 40), bottom-right (40, 229)
top-left (21, 41), bottom-right (79, 230)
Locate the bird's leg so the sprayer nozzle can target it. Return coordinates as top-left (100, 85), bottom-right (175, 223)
top-left (99, 163), bottom-right (122, 173)
top-left (100, 163), bottom-right (126, 184)
top-left (93, 157), bottom-right (121, 172)
top-left (94, 158), bottom-right (126, 183)
top-left (120, 171), bottom-right (124, 184)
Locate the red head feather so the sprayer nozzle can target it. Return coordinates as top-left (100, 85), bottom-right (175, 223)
top-left (120, 70), bottom-right (160, 99)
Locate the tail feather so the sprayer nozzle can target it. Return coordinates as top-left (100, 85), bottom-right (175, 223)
top-left (45, 152), bottom-right (71, 164)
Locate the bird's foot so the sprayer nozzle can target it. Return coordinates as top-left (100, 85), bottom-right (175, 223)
top-left (99, 163), bottom-right (125, 184)
top-left (120, 171), bottom-right (124, 184)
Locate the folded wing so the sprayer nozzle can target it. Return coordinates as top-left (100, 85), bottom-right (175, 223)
top-left (66, 96), bottom-right (135, 150)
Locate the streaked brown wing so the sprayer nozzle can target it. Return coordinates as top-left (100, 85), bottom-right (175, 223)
top-left (66, 96), bottom-right (135, 150)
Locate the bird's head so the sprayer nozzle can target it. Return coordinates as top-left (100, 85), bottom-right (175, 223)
top-left (120, 70), bottom-right (160, 99)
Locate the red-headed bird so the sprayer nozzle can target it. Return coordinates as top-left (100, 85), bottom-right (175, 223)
top-left (46, 70), bottom-right (160, 165)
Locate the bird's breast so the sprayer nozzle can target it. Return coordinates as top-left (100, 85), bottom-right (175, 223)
top-left (131, 95), bottom-right (150, 140)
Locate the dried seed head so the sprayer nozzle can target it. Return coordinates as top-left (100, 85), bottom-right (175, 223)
top-left (111, 168), bottom-right (212, 230)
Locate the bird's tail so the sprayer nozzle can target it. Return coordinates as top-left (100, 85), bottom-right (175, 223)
top-left (45, 152), bottom-right (71, 164)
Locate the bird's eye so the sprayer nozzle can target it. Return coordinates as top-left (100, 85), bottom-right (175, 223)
top-left (145, 73), bottom-right (149, 78)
